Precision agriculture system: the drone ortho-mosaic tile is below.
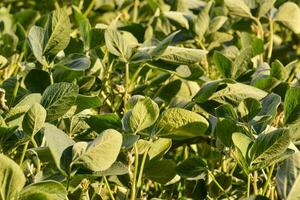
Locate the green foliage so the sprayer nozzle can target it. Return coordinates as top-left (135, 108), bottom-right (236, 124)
top-left (1, 0), bottom-right (300, 199)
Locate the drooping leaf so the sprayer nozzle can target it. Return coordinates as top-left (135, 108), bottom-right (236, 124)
top-left (44, 123), bottom-right (75, 175)
top-left (145, 159), bottom-right (177, 184)
top-left (22, 103), bottom-right (46, 136)
top-left (155, 108), bottom-right (209, 140)
top-left (0, 154), bottom-right (26, 200)
top-left (72, 129), bottom-right (122, 171)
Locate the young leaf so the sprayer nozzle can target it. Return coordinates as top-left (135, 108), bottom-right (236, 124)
top-left (194, 1), bottom-right (212, 39)
top-left (105, 28), bottom-right (132, 62)
top-left (72, 129), bottom-right (122, 171)
top-left (40, 82), bottom-right (79, 122)
top-left (19, 181), bottom-right (67, 200)
top-left (155, 108), bottom-right (209, 140)
top-left (0, 154), bottom-right (26, 200)
top-left (22, 103), bottom-right (46, 136)
top-left (28, 26), bottom-right (47, 65)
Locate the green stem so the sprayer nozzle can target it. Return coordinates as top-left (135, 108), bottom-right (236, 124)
top-left (267, 19), bottom-right (274, 62)
top-left (129, 64), bottom-right (145, 91)
top-left (103, 176), bottom-right (115, 200)
top-left (253, 171), bottom-right (258, 195)
top-left (31, 137), bottom-right (41, 174)
top-left (263, 164), bottom-right (275, 195)
top-left (19, 141), bottom-right (29, 165)
top-left (130, 144), bottom-right (139, 200)
top-left (133, 0), bottom-right (139, 23)
top-left (247, 173), bottom-right (251, 197)
top-left (251, 16), bottom-right (264, 63)
top-left (137, 141), bottom-right (151, 195)
top-left (124, 62), bottom-right (130, 109)
top-left (84, 0), bottom-right (96, 17)
top-left (208, 170), bottom-right (229, 198)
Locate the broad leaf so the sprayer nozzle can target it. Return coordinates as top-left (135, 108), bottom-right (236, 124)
top-left (274, 2), bottom-right (300, 34)
top-left (19, 181), bottom-right (67, 200)
top-left (145, 159), bottom-right (176, 184)
top-left (0, 154), bottom-right (26, 200)
top-left (72, 129), bottom-right (122, 171)
top-left (44, 123), bottom-right (75, 175)
top-left (43, 8), bottom-right (71, 55)
top-left (41, 82), bottom-right (79, 122)
top-left (155, 108), bottom-right (209, 140)
top-left (224, 0), bottom-right (253, 18)
top-left (22, 103), bottom-right (46, 136)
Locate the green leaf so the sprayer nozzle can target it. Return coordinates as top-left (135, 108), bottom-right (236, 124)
top-left (40, 82), bottom-right (79, 122)
top-left (216, 118), bottom-right (239, 147)
top-left (224, 0), bottom-right (253, 18)
top-left (43, 8), bottom-right (71, 55)
top-left (284, 87), bottom-right (300, 125)
top-left (19, 181), bottom-right (67, 200)
top-left (232, 47), bottom-right (254, 78)
top-left (93, 161), bottom-right (128, 176)
top-left (0, 154), bottom-right (26, 200)
top-left (145, 159), bottom-right (177, 184)
top-left (22, 103), bottom-right (46, 136)
top-left (176, 158), bottom-right (207, 178)
top-left (258, 0), bottom-right (275, 18)
top-left (159, 46), bottom-right (207, 65)
top-left (232, 132), bottom-right (253, 162)
top-left (148, 138), bottom-right (172, 160)
top-left (72, 129), bottom-right (122, 171)
top-left (271, 60), bottom-right (288, 81)
top-left (250, 128), bottom-right (291, 170)
top-left (75, 95), bottom-right (102, 113)
top-left (155, 108), bottom-right (209, 140)
top-left (58, 53), bottom-right (91, 71)
top-left (104, 28), bottom-right (132, 62)
top-left (203, 82), bottom-right (267, 106)
top-left (28, 26), bottom-right (47, 65)
top-left (163, 11), bottom-right (189, 29)
top-left (213, 51), bottom-right (233, 78)
top-left (274, 2), bottom-right (300, 34)
top-left (276, 152), bottom-right (300, 200)
top-left (124, 96), bottom-right (159, 133)
top-left (44, 123), bottom-right (75, 175)
top-left (85, 113), bottom-right (122, 133)
top-left (194, 1), bottom-right (212, 38)
top-left (209, 16), bottom-right (228, 33)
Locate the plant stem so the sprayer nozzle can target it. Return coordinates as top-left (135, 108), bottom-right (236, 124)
top-left (31, 137), bottom-right (41, 174)
top-left (267, 19), bottom-right (274, 62)
top-left (19, 141), bottom-right (29, 165)
top-left (133, 0), bottom-right (139, 23)
top-left (103, 176), bottom-right (115, 200)
top-left (253, 171), bottom-right (258, 195)
top-left (137, 143), bottom-right (151, 195)
top-left (251, 16), bottom-right (264, 63)
top-left (84, 0), bottom-right (96, 17)
top-left (263, 164), bottom-right (275, 195)
top-left (208, 170), bottom-right (229, 198)
top-left (124, 62), bottom-right (130, 109)
top-left (247, 173), bottom-right (251, 197)
top-left (130, 144), bottom-right (139, 200)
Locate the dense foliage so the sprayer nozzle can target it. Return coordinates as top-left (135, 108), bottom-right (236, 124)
top-left (1, 0), bottom-right (300, 199)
